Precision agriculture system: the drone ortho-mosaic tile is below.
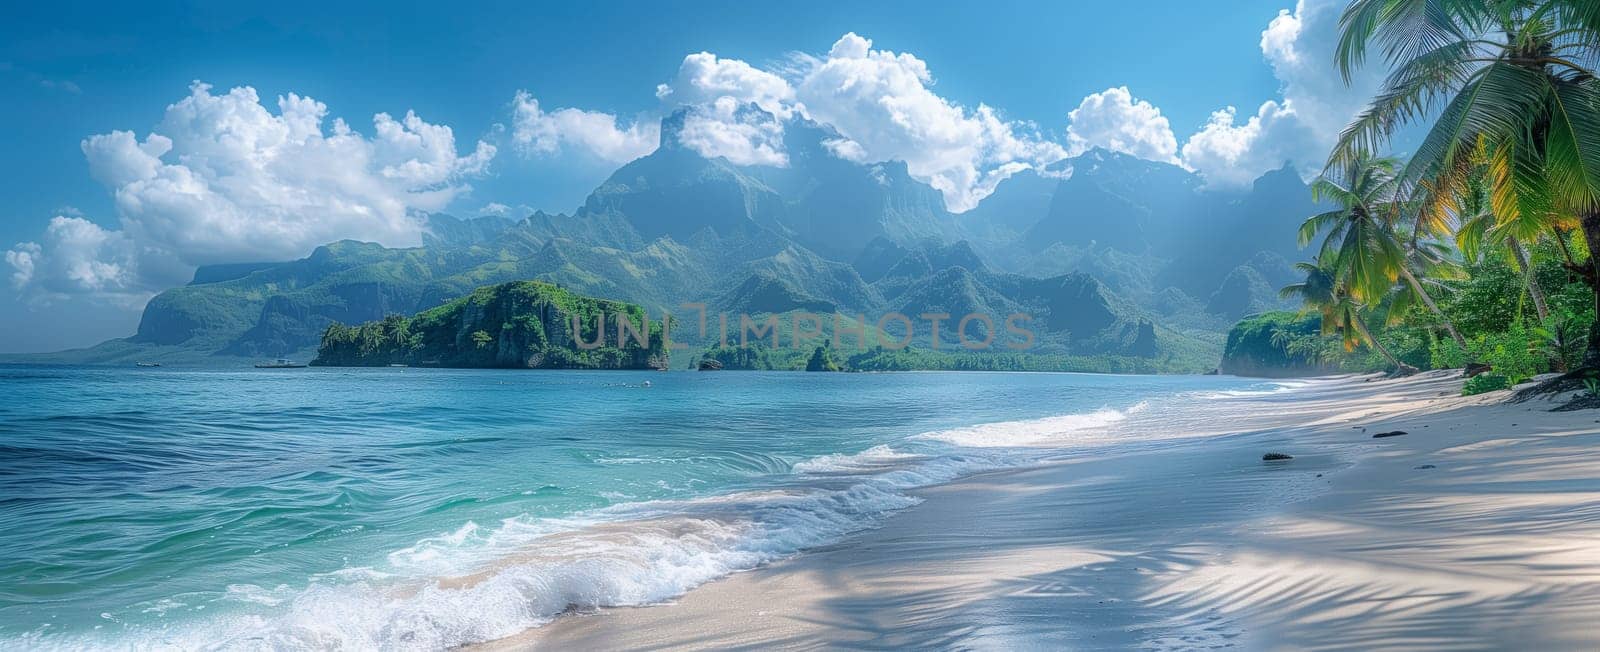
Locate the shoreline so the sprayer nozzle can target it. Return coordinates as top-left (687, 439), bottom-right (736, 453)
top-left (0, 358), bottom-right (1264, 378)
top-left (478, 371), bottom-right (1600, 650)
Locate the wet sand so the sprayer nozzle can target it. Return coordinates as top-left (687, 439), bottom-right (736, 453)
top-left (482, 372), bottom-right (1600, 650)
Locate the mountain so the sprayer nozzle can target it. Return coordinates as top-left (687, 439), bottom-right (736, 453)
top-left (584, 109), bottom-right (790, 243)
top-left (1022, 149), bottom-right (1204, 253)
top-left (962, 149), bottom-right (1325, 322)
top-left (1203, 252), bottom-right (1298, 318)
top-left (421, 214), bottom-right (514, 248)
top-left (955, 168), bottom-right (1061, 239)
top-left (752, 119), bottom-right (957, 261)
top-left (29, 110), bottom-right (1326, 373)
top-left (1158, 165), bottom-right (1319, 298)
top-left (582, 107), bottom-right (957, 263)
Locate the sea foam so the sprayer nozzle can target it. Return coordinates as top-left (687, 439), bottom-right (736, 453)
top-left (54, 441), bottom-right (1034, 649)
top-left (913, 406), bottom-right (1136, 447)
top-left (19, 401), bottom-right (1179, 651)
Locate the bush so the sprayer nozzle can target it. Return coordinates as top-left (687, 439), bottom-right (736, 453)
top-left (1462, 373), bottom-right (1512, 396)
top-left (1429, 337), bottom-right (1468, 370)
top-left (1473, 322), bottom-right (1543, 385)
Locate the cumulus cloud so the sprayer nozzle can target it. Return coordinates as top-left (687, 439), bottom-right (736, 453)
top-left (1180, 102), bottom-right (1319, 187)
top-left (674, 98), bottom-right (789, 166)
top-left (6, 217), bottom-right (145, 306)
top-left (9, 82), bottom-right (496, 305)
top-left (658, 52), bottom-right (797, 120)
top-left (1179, 0), bottom-right (1383, 186)
top-left (651, 51), bottom-right (797, 166)
top-left (510, 90), bottom-right (658, 164)
top-left (791, 33), bottom-right (1065, 211)
top-left (6, 242), bottom-right (39, 289)
top-left (1064, 86), bottom-right (1180, 164)
top-left (1045, 1), bottom-right (1380, 187)
top-left (640, 32), bottom-right (1066, 209)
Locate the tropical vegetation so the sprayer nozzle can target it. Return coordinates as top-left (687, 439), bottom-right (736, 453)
top-left (1240, 0), bottom-right (1600, 396)
top-left (312, 281), bottom-right (668, 369)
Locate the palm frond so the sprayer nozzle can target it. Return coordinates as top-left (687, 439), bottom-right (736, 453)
top-left (1486, 132), bottom-right (1555, 240)
top-left (1407, 62), bottom-right (1550, 188)
top-left (1545, 77), bottom-right (1600, 213)
top-left (1298, 209), bottom-right (1349, 247)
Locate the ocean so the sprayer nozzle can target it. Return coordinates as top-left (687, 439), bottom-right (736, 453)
top-left (0, 365), bottom-right (1295, 649)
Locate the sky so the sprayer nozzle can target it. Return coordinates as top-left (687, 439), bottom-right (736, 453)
top-left (0, 0), bottom-right (1385, 352)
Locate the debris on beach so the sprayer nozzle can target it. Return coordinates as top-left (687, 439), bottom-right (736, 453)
top-left (1262, 452), bottom-right (1294, 461)
top-left (1372, 430), bottom-right (1408, 438)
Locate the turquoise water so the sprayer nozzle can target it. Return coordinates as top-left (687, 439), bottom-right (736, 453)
top-left (0, 365), bottom-right (1283, 648)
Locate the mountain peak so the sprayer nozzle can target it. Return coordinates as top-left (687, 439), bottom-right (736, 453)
top-left (659, 108), bottom-right (690, 151)
top-left (1068, 147), bottom-right (1183, 174)
top-left (1250, 162), bottom-right (1309, 193)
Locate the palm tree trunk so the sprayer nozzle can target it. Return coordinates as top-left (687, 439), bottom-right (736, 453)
top-left (1352, 315), bottom-right (1415, 374)
top-left (1580, 211), bottom-right (1600, 370)
top-left (1397, 263), bottom-right (1469, 353)
top-left (1507, 235), bottom-right (1550, 322)
top-left (1553, 227), bottom-right (1579, 268)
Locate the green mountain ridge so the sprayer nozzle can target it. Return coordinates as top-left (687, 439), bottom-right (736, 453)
top-left (16, 109), bottom-right (1323, 372)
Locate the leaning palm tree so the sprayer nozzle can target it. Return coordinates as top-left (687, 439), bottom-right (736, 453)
top-left (1332, 0), bottom-right (1600, 368)
top-left (1281, 260), bottom-right (1418, 375)
top-left (1426, 141), bottom-right (1553, 319)
top-left (1300, 153), bottom-right (1472, 353)
top-left (1457, 205), bottom-right (1554, 321)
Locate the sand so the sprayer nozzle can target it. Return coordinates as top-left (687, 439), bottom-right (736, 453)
top-left (480, 372), bottom-right (1600, 650)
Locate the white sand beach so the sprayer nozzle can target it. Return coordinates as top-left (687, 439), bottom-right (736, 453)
top-left (480, 372), bottom-right (1600, 650)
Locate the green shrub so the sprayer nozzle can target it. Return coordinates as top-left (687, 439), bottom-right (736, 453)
top-left (1429, 337), bottom-right (1468, 370)
top-left (1462, 373), bottom-right (1512, 396)
top-left (1472, 322), bottom-right (1543, 385)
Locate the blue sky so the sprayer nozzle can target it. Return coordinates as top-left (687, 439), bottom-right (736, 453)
top-left (1, 0), bottom-right (1374, 351)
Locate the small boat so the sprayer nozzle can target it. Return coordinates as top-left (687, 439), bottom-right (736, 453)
top-left (254, 358), bottom-right (307, 369)
top-left (135, 362), bottom-right (161, 368)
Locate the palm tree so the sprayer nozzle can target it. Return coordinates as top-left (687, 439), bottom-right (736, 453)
top-left (1300, 153), bottom-right (1472, 353)
top-left (1332, 0), bottom-right (1600, 368)
top-left (1281, 260), bottom-right (1418, 375)
top-left (1458, 208), bottom-right (1553, 320)
top-left (1431, 144), bottom-right (1553, 319)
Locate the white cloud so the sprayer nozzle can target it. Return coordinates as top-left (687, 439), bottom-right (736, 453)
top-left (1064, 86), bottom-right (1180, 164)
top-left (1260, 7), bottom-right (1302, 65)
top-left (1044, 1), bottom-right (1382, 187)
top-left (659, 52), bottom-right (797, 120)
top-left (791, 33), bottom-right (1066, 211)
top-left (477, 202), bottom-right (535, 219)
top-left (6, 242), bottom-right (39, 289)
top-left (674, 98), bottom-right (789, 166)
top-left (1259, 1), bottom-right (1376, 136)
top-left (9, 82), bottom-right (496, 305)
top-left (40, 78), bottom-right (82, 94)
top-left (1180, 102), bottom-right (1318, 187)
top-left (644, 32), bottom-right (1066, 208)
top-left (7, 217), bottom-right (145, 307)
top-left (1180, 0), bottom-right (1383, 186)
top-left (510, 90), bottom-right (659, 164)
top-left (652, 51), bottom-right (797, 166)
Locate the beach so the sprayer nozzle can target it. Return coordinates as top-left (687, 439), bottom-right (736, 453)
top-left (8, 368), bottom-right (1600, 649)
top-left (493, 372), bottom-right (1600, 650)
